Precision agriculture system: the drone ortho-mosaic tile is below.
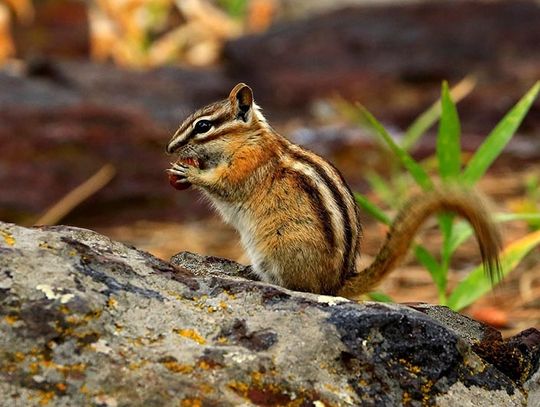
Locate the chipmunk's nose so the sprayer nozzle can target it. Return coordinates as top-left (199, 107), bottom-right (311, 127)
top-left (165, 143), bottom-right (175, 154)
top-left (166, 127), bottom-right (186, 154)
top-left (166, 138), bottom-right (182, 154)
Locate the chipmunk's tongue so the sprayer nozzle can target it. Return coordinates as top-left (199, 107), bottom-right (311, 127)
top-left (168, 157), bottom-right (199, 191)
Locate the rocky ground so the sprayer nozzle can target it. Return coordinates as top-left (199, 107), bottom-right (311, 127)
top-left (1, 221), bottom-right (539, 406)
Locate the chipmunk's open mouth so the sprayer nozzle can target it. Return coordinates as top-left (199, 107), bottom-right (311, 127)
top-left (176, 157), bottom-right (200, 168)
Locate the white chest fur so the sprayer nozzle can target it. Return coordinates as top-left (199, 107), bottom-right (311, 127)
top-left (207, 195), bottom-right (283, 285)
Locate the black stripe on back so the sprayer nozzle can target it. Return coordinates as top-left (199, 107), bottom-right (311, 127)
top-left (294, 171), bottom-right (336, 250)
top-left (328, 161), bottom-right (362, 255)
top-left (289, 150), bottom-right (356, 276)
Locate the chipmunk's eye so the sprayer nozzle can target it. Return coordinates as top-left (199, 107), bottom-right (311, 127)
top-left (194, 119), bottom-right (212, 134)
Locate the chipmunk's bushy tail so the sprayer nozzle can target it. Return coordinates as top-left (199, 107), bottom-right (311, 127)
top-left (338, 188), bottom-right (502, 299)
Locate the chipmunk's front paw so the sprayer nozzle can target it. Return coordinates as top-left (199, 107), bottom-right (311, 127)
top-left (168, 162), bottom-right (191, 178)
top-left (167, 161), bottom-right (201, 189)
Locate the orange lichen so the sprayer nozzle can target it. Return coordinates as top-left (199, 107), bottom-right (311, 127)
top-left (39, 391), bottom-right (55, 406)
top-left (28, 362), bottom-right (40, 374)
top-left (198, 383), bottom-right (214, 394)
top-left (38, 241), bottom-right (55, 250)
top-left (37, 361), bottom-right (87, 379)
top-left (399, 358), bottom-right (421, 375)
top-left (128, 337), bottom-right (145, 346)
top-left (357, 378), bottom-right (368, 386)
top-left (65, 315), bottom-right (80, 324)
top-left (402, 391), bottom-right (412, 405)
top-left (2, 362), bottom-right (17, 373)
top-left (66, 363), bottom-right (87, 375)
top-left (228, 380), bottom-right (249, 395)
top-left (216, 336), bottom-right (228, 344)
top-left (58, 305), bottom-right (70, 315)
top-left (56, 382), bottom-right (67, 392)
top-left (85, 309), bottom-right (102, 320)
top-left (40, 360), bottom-right (54, 369)
top-left (14, 352), bottom-right (25, 362)
top-left (174, 328), bottom-right (207, 345)
top-left (4, 315), bottom-right (19, 325)
top-left (162, 361), bottom-right (194, 374)
top-left (223, 291), bottom-right (237, 300)
top-left (251, 371), bottom-right (263, 385)
top-left (128, 360), bottom-right (144, 370)
top-left (421, 379), bottom-right (434, 406)
top-left (107, 297), bottom-right (118, 309)
top-left (181, 398), bottom-right (203, 407)
top-left (197, 360), bottom-right (212, 370)
top-left (323, 383), bottom-right (339, 393)
top-left (0, 229), bottom-right (15, 246)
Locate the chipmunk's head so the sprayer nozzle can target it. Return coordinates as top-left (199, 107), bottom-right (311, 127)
top-left (165, 83), bottom-right (267, 168)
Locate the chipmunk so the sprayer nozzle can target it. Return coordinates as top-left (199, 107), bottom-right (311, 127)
top-left (166, 83), bottom-right (501, 298)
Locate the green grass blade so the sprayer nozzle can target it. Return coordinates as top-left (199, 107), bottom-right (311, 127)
top-left (368, 292), bottom-right (394, 303)
top-left (218, 0), bottom-right (249, 17)
top-left (462, 82), bottom-right (540, 185)
top-left (357, 105), bottom-right (433, 191)
top-left (447, 229), bottom-right (540, 311)
top-left (365, 172), bottom-right (396, 208)
top-left (354, 193), bottom-right (391, 225)
top-left (438, 214), bottom-right (454, 276)
top-left (437, 82), bottom-right (461, 181)
top-left (402, 76), bottom-right (476, 151)
top-left (414, 244), bottom-right (446, 303)
top-left (495, 213), bottom-right (540, 223)
top-left (447, 221), bottom-right (476, 255)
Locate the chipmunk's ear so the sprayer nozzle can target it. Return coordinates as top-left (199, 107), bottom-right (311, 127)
top-left (229, 83), bottom-right (253, 122)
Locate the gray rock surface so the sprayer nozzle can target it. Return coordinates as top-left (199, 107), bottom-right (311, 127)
top-left (0, 221), bottom-right (538, 406)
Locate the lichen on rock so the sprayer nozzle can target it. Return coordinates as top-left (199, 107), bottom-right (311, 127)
top-left (0, 221), bottom-right (538, 406)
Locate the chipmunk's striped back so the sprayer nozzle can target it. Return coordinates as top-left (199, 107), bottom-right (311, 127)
top-left (282, 142), bottom-right (361, 282)
top-left (166, 83), bottom-right (501, 297)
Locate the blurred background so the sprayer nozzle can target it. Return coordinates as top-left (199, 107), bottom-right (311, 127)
top-left (0, 0), bottom-right (539, 335)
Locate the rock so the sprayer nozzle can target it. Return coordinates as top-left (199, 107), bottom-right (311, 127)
top-left (0, 60), bottom-right (231, 127)
top-left (409, 304), bottom-right (540, 388)
top-left (225, 0), bottom-right (540, 131)
top-left (0, 60), bottom-right (232, 225)
top-left (1, 221), bottom-right (538, 406)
